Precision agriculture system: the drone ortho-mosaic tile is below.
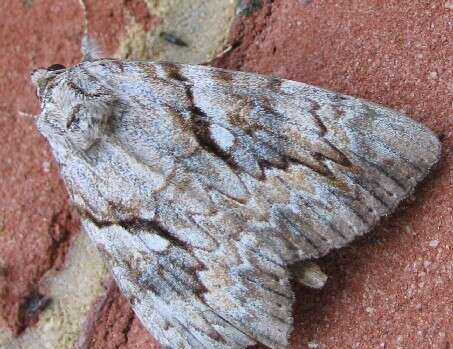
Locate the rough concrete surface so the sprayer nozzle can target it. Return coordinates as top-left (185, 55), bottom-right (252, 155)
top-left (0, 0), bottom-right (451, 348)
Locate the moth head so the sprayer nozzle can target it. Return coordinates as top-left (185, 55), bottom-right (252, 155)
top-left (32, 64), bottom-right (112, 152)
top-left (31, 64), bottom-right (66, 99)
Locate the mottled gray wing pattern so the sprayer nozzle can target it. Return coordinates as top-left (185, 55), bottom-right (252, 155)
top-left (35, 60), bottom-right (440, 349)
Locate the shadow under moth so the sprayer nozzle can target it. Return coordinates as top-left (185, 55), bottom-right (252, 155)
top-left (31, 56), bottom-right (440, 348)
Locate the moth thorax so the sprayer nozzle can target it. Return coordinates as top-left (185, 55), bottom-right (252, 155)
top-left (65, 100), bottom-right (112, 150)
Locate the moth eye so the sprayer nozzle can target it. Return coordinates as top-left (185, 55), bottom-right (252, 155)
top-left (47, 64), bottom-right (66, 71)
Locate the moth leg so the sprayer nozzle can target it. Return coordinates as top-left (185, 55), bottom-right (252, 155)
top-left (17, 111), bottom-right (36, 119)
top-left (293, 261), bottom-right (328, 289)
top-left (202, 44), bottom-right (233, 65)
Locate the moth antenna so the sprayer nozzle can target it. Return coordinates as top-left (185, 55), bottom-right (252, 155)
top-left (294, 261), bottom-right (328, 289)
top-left (78, 0), bottom-right (102, 61)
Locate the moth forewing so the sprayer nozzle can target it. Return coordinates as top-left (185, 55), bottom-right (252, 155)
top-left (33, 59), bottom-right (441, 349)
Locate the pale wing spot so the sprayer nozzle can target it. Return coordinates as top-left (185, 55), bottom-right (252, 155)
top-left (139, 233), bottom-right (171, 252)
top-left (210, 123), bottom-right (236, 151)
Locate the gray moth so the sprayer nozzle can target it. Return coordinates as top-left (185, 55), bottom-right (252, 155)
top-left (31, 57), bottom-right (440, 349)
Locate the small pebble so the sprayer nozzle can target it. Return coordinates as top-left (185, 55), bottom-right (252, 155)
top-left (429, 71), bottom-right (438, 79)
top-left (429, 239), bottom-right (440, 248)
top-left (308, 341), bottom-right (319, 348)
top-left (366, 307), bottom-right (375, 314)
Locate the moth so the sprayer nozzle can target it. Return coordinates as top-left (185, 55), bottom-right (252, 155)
top-left (31, 57), bottom-right (440, 348)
